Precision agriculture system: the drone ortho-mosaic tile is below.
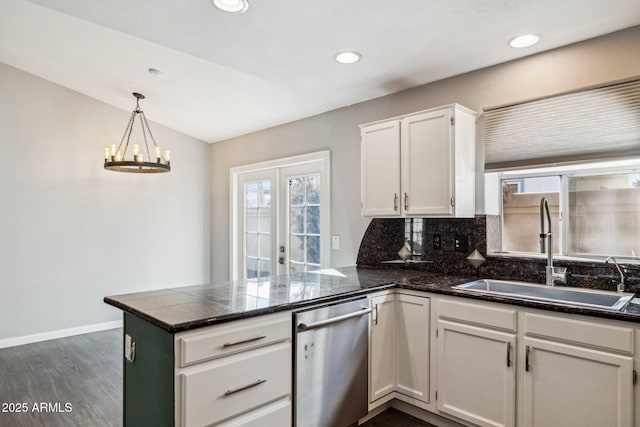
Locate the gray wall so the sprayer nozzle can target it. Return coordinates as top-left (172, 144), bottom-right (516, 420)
top-left (0, 63), bottom-right (211, 340)
top-left (210, 26), bottom-right (640, 281)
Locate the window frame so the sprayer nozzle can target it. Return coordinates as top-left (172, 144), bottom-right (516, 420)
top-left (495, 160), bottom-right (640, 263)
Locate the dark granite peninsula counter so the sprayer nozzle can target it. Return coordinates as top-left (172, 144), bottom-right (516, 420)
top-left (104, 266), bottom-right (469, 332)
top-left (105, 265), bottom-right (640, 332)
top-left (106, 266), bottom-right (640, 427)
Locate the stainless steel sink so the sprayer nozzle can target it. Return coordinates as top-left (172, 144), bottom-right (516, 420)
top-left (453, 279), bottom-right (634, 311)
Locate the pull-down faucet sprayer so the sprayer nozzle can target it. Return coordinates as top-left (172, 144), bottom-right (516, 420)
top-left (539, 197), bottom-right (567, 286)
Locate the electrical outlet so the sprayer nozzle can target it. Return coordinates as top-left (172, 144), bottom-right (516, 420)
top-left (454, 235), bottom-right (469, 252)
top-left (432, 234), bottom-right (442, 250)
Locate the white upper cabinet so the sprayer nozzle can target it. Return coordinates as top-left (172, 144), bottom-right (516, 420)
top-left (360, 121), bottom-right (401, 216)
top-left (360, 104), bottom-right (476, 218)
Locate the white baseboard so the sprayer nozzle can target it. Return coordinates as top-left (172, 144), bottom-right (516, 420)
top-left (0, 320), bottom-right (123, 349)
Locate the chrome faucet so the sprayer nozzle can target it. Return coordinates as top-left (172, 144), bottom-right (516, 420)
top-left (605, 256), bottom-right (626, 293)
top-left (539, 197), bottom-right (567, 286)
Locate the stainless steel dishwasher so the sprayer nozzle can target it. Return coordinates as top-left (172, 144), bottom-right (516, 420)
top-left (294, 297), bottom-right (371, 427)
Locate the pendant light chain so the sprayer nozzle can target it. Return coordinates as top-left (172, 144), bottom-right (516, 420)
top-left (117, 111), bottom-right (136, 157)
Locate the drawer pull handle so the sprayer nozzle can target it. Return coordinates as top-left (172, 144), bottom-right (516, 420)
top-left (223, 335), bottom-right (267, 348)
top-left (224, 379), bottom-right (267, 397)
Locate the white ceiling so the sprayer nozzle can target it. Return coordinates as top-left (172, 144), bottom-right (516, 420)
top-left (2, 0), bottom-right (640, 143)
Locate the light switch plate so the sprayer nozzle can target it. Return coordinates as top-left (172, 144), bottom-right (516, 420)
top-left (332, 235), bottom-right (340, 250)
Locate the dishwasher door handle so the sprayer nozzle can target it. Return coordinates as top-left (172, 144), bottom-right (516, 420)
top-left (297, 307), bottom-right (372, 332)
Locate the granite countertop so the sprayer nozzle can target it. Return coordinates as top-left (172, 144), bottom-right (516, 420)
top-left (104, 266), bottom-right (640, 333)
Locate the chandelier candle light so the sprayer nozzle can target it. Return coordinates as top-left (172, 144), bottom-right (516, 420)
top-left (103, 92), bottom-right (171, 173)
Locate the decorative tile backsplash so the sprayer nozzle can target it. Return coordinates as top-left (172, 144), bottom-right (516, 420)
top-left (356, 216), bottom-right (640, 293)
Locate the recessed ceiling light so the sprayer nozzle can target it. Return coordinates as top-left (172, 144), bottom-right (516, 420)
top-left (147, 68), bottom-right (162, 77)
top-left (509, 34), bottom-right (540, 48)
top-left (335, 51), bottom-right (362, 64)
top-left (211, 0), bottom-right (249, 13)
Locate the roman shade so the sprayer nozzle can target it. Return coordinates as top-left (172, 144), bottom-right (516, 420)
top-left (484, 79), bottom-right (640, 171)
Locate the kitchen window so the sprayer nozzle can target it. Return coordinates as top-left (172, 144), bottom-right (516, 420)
top-left (491, 160), bottom-right (640, 261)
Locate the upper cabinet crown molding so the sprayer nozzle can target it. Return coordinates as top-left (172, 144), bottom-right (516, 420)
top-left (360, 104), bottom-right (476, 218)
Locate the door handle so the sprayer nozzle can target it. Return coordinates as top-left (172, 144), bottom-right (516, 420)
top-left (506, 342), bottom-right (511, 367)
top-left (393, 193), bottom-right (398, 211)
top-left (525, 345), bottom-right (531, 372)
top-left (297, 308), bottom-right (372, 332)
top-left (404, 192), bottom-right (408, 210)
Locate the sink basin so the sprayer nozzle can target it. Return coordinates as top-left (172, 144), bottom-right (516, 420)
top-left (453, 279), bottom-right (634, 311)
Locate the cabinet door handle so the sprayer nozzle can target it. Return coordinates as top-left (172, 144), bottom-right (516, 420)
top-left (224, 379), bottom-right (267, 397)
top-left (223, 335), bottom-right (267, 348)
top-left (404, 192), bottom-right (409, 210)
top-left (393, 193), bottom-right (398, 211)
top-left (506, 342), bottom-right (511, 367)
top-left (373, 304), bottom-right (379, 326)
top-left (525, 345), bottom-right (530, 372)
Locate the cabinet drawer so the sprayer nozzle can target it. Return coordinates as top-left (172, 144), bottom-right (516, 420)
top-left (177, 312), bottom-right (291, 367)
top-left (439, 298), bottom-right (516, 332)
top-left (524, 312), bottom-right (633, 354)
top-left (215, 399), bottom-right (291, 427)
top-left (180, 342), bottom-right (291, 427)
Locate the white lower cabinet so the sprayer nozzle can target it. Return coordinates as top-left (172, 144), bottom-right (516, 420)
top-left (175, 312), bottom-right (292, 427)
top-left (522, 312), bottom-right (634, 427)
top-left (436, 299), bottom-right (516, 427)
top-left (369, 292), bottom-right (397, 405)
top-left (396, 293), bottom-right (430, 403)
top-left (369, 292), bottom-right (430, 409)
top-left (523, 337), bottom-right (632, 427)
top-left (431, 297), bottom-right (637, 427)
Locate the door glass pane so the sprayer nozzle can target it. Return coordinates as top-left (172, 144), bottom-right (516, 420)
top-left (246, 233), bottom-right (258, 257)
top-left (289, 177), bottom-right (305, 205)
top-left (246, 258), bottom-right (258, 279)
top-left (244, 180), bottom-right (272, 280)
top-left (245, 208), bottom-right (259, 232)
top-left (307, 175), bottom-right (320, 204)
top-left (288, 173), bottom-right (321, 272)
top-left (245, 183), bottom-right (258, 207)
top-left (290, 207), bottom-right (304, 234)
top-left (306, 206), bottom-right (320, 234)
top-left (259, 181), bottom-right (271, 207)
top-left (306, 236), bottom-right (320, 265)
top-left (290, 235), bottom-right (305, 263)
top-left (260, 234), bottom-right (271, 259)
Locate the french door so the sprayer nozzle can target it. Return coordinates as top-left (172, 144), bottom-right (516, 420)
top-left (231, 151), bottom-right (330, 281)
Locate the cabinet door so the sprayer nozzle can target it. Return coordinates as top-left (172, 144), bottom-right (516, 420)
top-left (369, 293), bottom-right (396, 404)
top-left (436, 320), bottom-right (516, 427)
top-left (523, 337), bottom-right (633, 427)
top-left (396, 294), bottom-right (430, 403)
top-left (361, 121), bottom-right (401, 216)
top-left (401, 109), bottom-right (453, 216)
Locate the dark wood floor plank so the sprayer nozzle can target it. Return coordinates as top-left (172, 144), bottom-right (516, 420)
top-left (0, 329), bottom-right (122, 427)
top-left (360, 408), bottom-right (438, 427)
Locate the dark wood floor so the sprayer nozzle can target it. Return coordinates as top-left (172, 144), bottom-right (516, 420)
top-left (0, 329), bottom-right (122, 427)
top-left (361, 408), bottom-right (437, 427)
top-left (1, 329), bottom-right (437, 427)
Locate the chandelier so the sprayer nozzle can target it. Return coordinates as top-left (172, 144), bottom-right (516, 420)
top-left (103, 92), bottom-right (171, 173)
